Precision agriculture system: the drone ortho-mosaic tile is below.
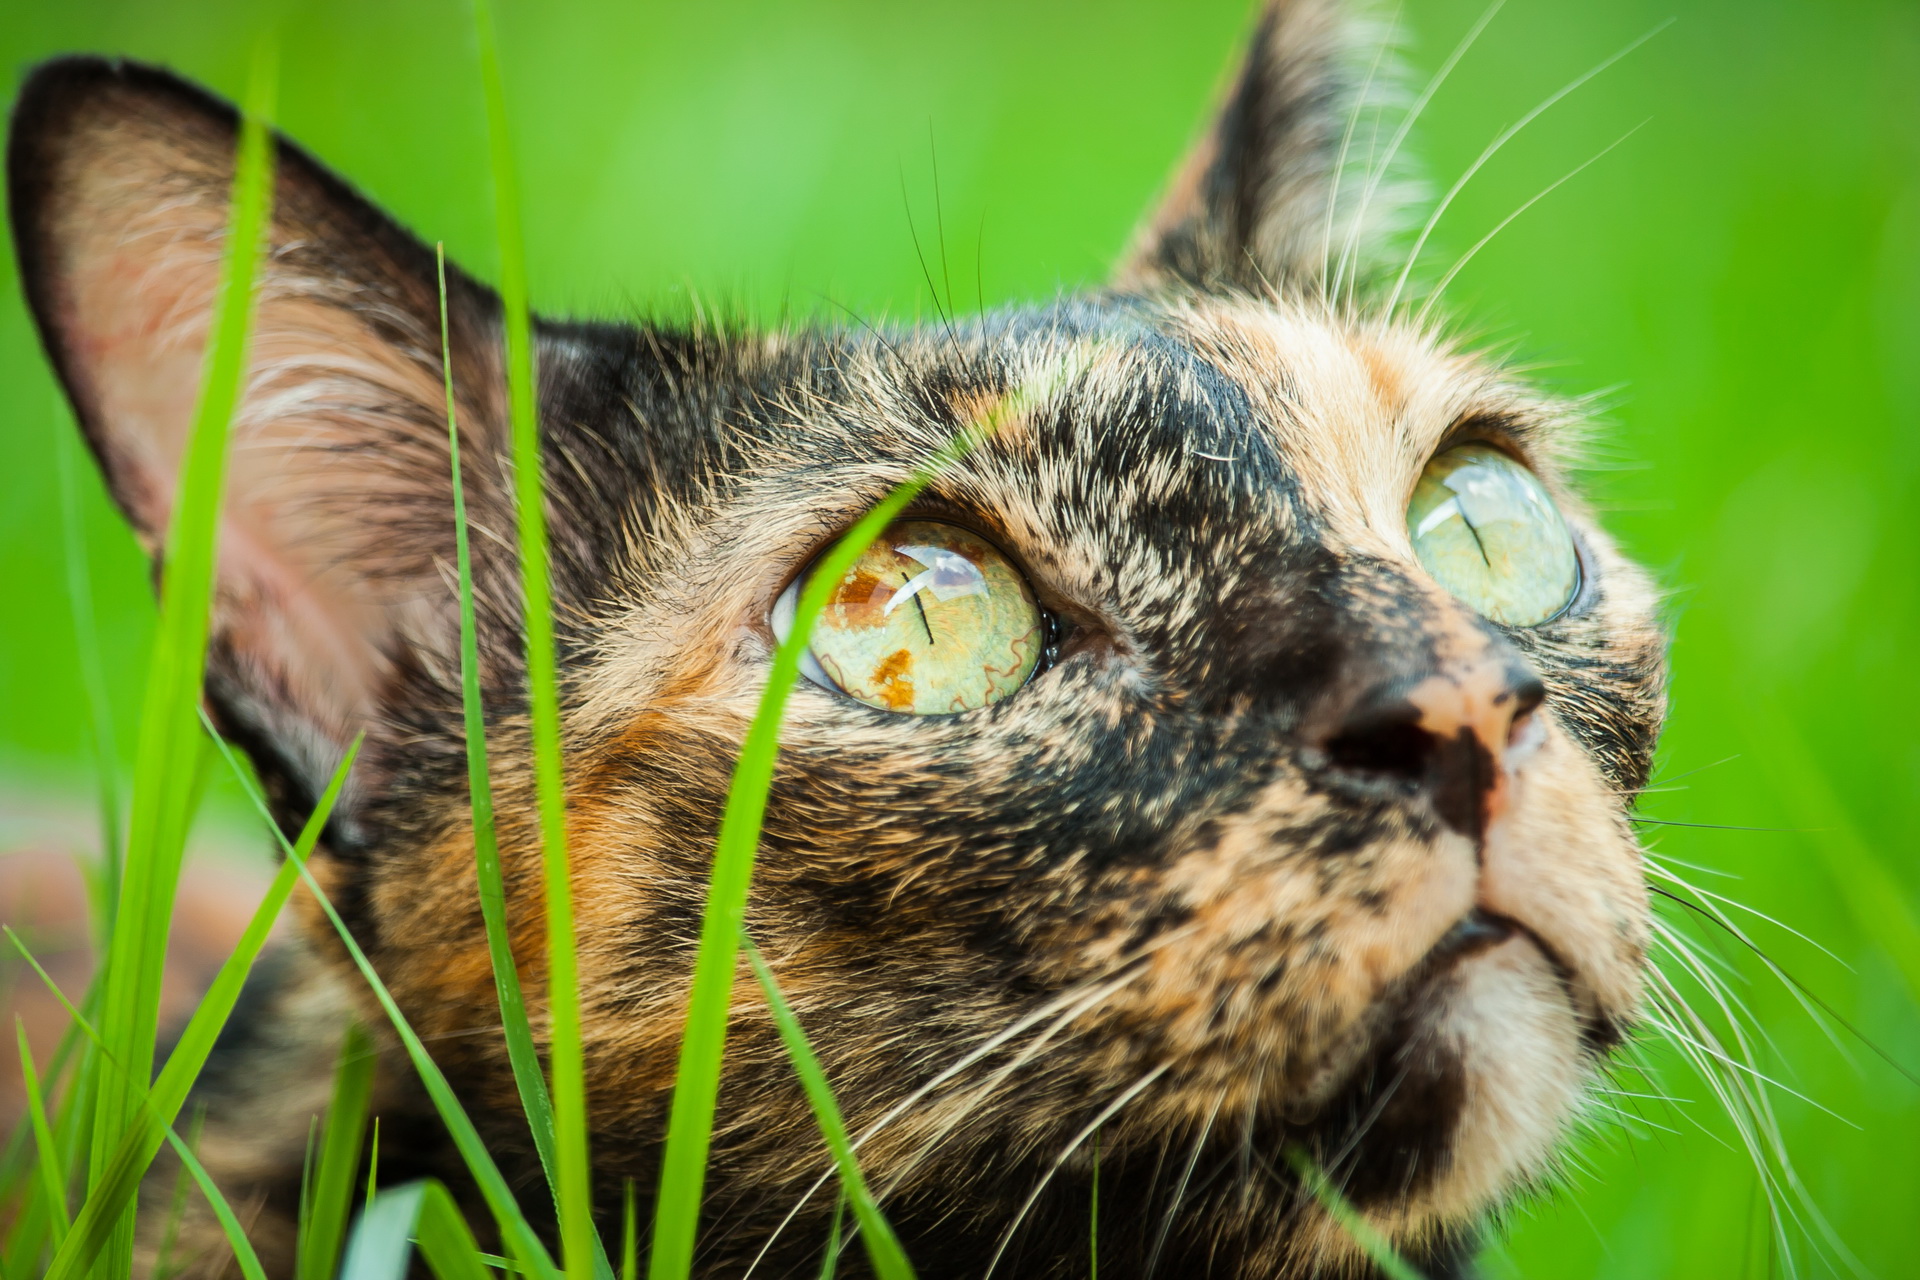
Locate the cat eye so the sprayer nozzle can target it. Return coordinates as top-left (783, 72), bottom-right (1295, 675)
top-left (772, 520), bottom-right (1045, 714)
top-left (1407, 444), bottom-right (1580, 627)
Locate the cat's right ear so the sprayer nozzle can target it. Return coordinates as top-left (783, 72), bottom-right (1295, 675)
top-left (1114, 0), bottom-right (1373, 298)
top-left (8, 58), bottom-right (513, 838)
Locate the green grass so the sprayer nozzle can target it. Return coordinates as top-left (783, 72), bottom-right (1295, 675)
top-left (6, 18), bottom-right (1064, 1280)
top-left (1287, 1149), bottom-right (1426, 1280)
top-left (35, 737), bottom-right (355, 1280)
top-left (79, 36), bottom-right (275, 1280)
top-left (740, 932), bottom-right (914, 1280)
top-left (297, 1023), bottom-right (377, 1280)
top-left (4, 1), bottom-right (1920, 1277)
top-left (470, 2), bottom-right (597, 1275)
top-left (438, 233), bottom-right (572, 1245)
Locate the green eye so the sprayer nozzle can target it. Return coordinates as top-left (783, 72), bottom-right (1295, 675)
top-left (1407, 444), bottom-right (1580, 626)
top-left (773, 520), bottom-right (1044, 714)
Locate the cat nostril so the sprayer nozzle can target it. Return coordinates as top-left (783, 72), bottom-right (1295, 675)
top-left (1323, 708), bottom-right (1436, 784)
top-left (1317, 662), bottom-right (1540, 840)
top-left (1506, 675), bottom-right (1547, 732)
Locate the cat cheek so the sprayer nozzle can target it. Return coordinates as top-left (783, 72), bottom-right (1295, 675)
top-left (1477, 714), bottom-right (1651, 1032)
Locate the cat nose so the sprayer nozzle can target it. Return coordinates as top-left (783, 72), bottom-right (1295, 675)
top-left (1317, 648), bottom-right (1546, 842)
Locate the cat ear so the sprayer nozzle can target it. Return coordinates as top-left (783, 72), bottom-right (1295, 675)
top-left (8, 57), bottom-right (513, 832)
top-left (1114, 0), bottom-right (1371, 297)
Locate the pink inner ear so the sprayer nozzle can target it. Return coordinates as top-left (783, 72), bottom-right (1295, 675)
top-left (69, 236), bottom-right (221, 543)
top-left (47, 123), bottom-right (464, 766)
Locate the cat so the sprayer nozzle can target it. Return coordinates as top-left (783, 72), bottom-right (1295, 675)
top-left (6, 0), bottom-right (1667, 1276)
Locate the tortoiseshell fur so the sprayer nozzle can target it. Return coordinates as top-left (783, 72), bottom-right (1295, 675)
top-left (7, 2), bottom-right (1667, 1276)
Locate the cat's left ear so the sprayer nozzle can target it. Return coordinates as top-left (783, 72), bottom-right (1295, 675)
top-left (8, 57), bottom-right (520, 838)
top-left (1115, 0), bottom-right (1368, 297)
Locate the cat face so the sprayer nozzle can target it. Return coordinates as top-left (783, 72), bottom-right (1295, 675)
top-left (8, 2), bottom-right (1666, 1276)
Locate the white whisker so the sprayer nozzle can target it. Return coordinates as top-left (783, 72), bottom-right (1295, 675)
top-left (1146, 1091), bottom-right (1224, 1279)
top-left (1648, 858), bottom-right (1851, 969)
top-left (1320, 2), bottom-right (1404, 292)
top-left (981, 1063), bottom-right (1171, 1280)
top-left (1413, 121), bottom-right (1651, 326)
top-left (1333, 0), bottom-right (1505, 307)
top-left (741, 954), bottom-right (1162, 1277)
top-left (1387, 19), bottom-right (1672, 316)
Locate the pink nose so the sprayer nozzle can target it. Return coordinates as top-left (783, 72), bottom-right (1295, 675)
top-left (1318, 647), bottom-right (1545, 842)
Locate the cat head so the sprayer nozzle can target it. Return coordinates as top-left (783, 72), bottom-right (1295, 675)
top-left (8, 1), bottom-right (1665, 1274)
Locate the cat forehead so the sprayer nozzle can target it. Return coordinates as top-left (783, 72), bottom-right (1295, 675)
top-left (585, 296), bottom-right (1568, 693)
top-left (783, 293), bottom-right (1561, 560)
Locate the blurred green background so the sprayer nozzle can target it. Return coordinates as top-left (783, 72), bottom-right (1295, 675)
top-left (3, 0), bottom-right (1917, 1274)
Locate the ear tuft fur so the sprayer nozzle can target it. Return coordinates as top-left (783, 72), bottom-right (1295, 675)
top-left (1114, 0), bottom-right (1405, 299)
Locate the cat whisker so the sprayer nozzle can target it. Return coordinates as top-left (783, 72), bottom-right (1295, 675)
top-left (1640, 985), bottom-right (1856, 1280)
top-left (1648, 925), bottom-right (1800, 1095)
top-left (1324, 1058), bottom-right (1413, 1176)
top-left (1643, 754), bottom-right (1744, 790)
top-left (741, 951), bottom-right (1164, 1276)
top-left (897, 167), bottom-right (962, 360)
top-left (1387, 19), bottom-right (1671, 320)
top-left (1145, 1090), bottom-right (1224, 1279)
top-left (1649, 869), bottom-right (1850, 1070)
top-left (1648, 861), bottom-right (1850, 971)
top-left (1635, 817), bottom-right (1804, 833)
top-left (980, 1062), bottom-right (1171, 1280)
top-left (1588, 1098), bottom-right (1681, 1135)
top-left (1319, 1), bottom-right (1403, 295)
top-left (815, 292), bottom-right (907, 366)
top-left (865, 964), bottom-right (1147, 1205)
top-left (1408, 120), bottom-right (1646, 328)
top-left (1333, 0), bottom-right (1504, 309)
top-left (1235, 1063), bottom-right (1262, 1209)
top-left (1653, 880), bottom-right (1920, 1090)
top-left (1593, 1087), bottom-right (1685, 1103)
top-left (1645, 947), bottom-right (1874, 1280)
top-left (1609, 1041), bottom-right (1743, 1156)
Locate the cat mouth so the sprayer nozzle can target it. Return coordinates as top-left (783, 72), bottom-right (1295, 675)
top-left (1290, 906), bottom-right (1614, 1123)
top-left (1423, 907), bottom-right (1620, 1052)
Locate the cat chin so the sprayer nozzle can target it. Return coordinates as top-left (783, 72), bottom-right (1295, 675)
top-left (1246, 923), bottom-right (1585, 1224)
top-left (1264, 933), bottom-right (1585, 1275)
top-left (1397, 931), bottom-right (1587, 1221)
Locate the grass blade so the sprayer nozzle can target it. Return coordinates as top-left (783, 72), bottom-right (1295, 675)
top-left (164, 1127), bottom-right (270, 1280)
top-left (740, 935), bottom-right (914, 1280)
top-left (366, 1118), bottom-right (381, 1220)
top-left (43, 738), bottom-right (354, 1280)
top-left (12, 938), bottom-right (269, 1280)
top-left (298, 1022), bottom-right (379, 1280)
top-left (150, 1110), bottom-right (206, 1280)
top-left (14, 1019), bottom-right (70, 1243)
top-left (203, 721), bottom-right (563, 1280)
top-left (55, 413), bottom-right (122, 927)
top-left (1089, 1129), bottom-right (1099, 1280)
top-left (816, 1191), bottom-right (846, 1280)
top-left (620, 1184), bottom-right (638, 1280)
top-left (436, 240), bottom-right (569, 1218)
top-left (646, 352), bottom-right (1093, 1279)
top-left (83, 38), bottom-right (277, 1276)
top-left (341, 1181), bottom-right (427, 1280)
top-left (1285, 1149), bottom-right (1425, 1280)
top-left (413, 1180), bottom-right (499, 1280)
top-left (470, 3), bottom-right (594, 1272)
top-left (343, 1180), bottom-right (495, 1280)
top-left (1, 1010), bottom-right (96, 1274)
